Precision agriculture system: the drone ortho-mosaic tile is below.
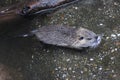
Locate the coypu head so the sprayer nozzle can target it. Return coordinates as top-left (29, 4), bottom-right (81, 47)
top-left (72, 27), bottom-right (101, 48)
top-left (20, 6), bottom-right (31, 15)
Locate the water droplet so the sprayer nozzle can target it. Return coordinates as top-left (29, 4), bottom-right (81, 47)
top-left (66, 59), bottom-right (70, 62)
top-left (99, 67), bottom-right (102, 70)
top-left (99, 23), bottom-right (103, 26)
top-left (74, 7), bottom-right (78, 10)
top-left (90, 58), bottom-right (94, 61)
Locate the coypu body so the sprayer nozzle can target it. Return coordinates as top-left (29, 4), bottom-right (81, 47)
top-left (31, 25), bottom-right (101, 49)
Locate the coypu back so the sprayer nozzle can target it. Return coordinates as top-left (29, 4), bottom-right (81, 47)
top-left (32, 25), bottom-right (101, 49)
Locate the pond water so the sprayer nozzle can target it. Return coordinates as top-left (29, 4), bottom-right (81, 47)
top-left (0, 0), bottom-right (119, 80)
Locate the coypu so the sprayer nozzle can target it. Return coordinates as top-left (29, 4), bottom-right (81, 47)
top-left (0, 0), bottom-right (82, 34)
top-left (21, 0), bottom-right (82, 16)
top-left (25, 25), bottom-right (101, 49)
top-left (0, 0), bottom-right (81, 22)
top-left (0, 0), bottom-right (81, 20)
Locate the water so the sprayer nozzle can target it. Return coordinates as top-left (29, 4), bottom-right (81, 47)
top-left (0, 0), bottom-right (119, 80)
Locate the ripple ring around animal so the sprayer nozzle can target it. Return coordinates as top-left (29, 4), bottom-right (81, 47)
top-left (24, 25), bottom-right (102, 50)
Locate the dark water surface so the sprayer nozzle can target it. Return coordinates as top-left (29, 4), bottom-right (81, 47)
top-left (0, 0), bottom-right (120, 80)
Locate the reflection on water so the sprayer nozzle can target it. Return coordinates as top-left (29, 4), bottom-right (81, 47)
top-left (0, 0), bottom-right (120, 80)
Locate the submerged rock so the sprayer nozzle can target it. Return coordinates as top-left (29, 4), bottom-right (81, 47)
top-left (31, 25), bottom-right (101, 49)
top-left (0, 64), bottom-right (23, 80)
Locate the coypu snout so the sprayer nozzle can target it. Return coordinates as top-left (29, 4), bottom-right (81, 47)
top-left (90, 36), bottom-right (101, 48)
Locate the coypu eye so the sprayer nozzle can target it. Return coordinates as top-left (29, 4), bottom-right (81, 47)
top-left (95, 36), bottom-right (98, 39)
top-left (79, 37), bottom-right (84, 40)
top-left (87, 38), bottom-right (92, 40)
